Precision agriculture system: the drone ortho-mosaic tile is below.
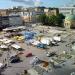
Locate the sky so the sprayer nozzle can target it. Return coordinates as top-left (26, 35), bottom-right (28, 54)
top-left (0, 0), bottom-right (74, 9)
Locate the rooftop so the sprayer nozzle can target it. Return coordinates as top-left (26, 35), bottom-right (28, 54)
top-left (65, 14), bottom-right (75, 21)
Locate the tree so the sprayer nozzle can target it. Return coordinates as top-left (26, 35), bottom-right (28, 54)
top-left (39, 14), bottom-right (47, 25)
top-left (48, 15), bottom-right (57, 26)
top-left (56, 13), bottom-right (65, 27)
top-left (38, 13), bottom-right (65, 27)
top-left (48, 14), bottom-right (65, 27)
top-left (44, 16), bottom-right (49, 25)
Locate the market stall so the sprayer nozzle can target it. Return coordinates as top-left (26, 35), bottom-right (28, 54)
top-left (11, 44), bottom-right (23, 51)
top-left (0, 45), bottom-right (8, 50)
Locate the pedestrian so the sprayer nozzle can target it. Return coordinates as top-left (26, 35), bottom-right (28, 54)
top-left (5, 63), bottom-right (7, 68)
top-left (5, 58), bottom-right (6, 61)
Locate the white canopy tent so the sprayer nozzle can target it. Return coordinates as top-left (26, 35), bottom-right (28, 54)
top-left (53, 36), bottom-right (61, 42)
top-left (0, 38), bottom-right (14, 45)
top-left (31, 40), bottom-right (40, 46)
top-left (0, 45), bottom-right (8, 49)
top-left (3, 26), bottom-right (26, 32)
top-left (0, 38), bottom-right (8, 42)
top-left (0, 63), bottom-right (3, 68)
top-left (40, 37), bottom-right (52, 45)
top-left (4, 40), bottom-right (13, 44)
top-left (11, 44), bottom-right (21, 49)
top-left (72, 45), bottom-right (75, 50)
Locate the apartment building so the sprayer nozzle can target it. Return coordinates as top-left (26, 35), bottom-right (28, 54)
top-left (0, 7), bottom-right (60, 28)
top-left (59, 7), bottom-right (75, 16)
top-left (44, 8), bottom-right (59, 16)
top-left (0, 16), bottom-right (9, 30)
top-left (0, 9), bottom-right (7, 16)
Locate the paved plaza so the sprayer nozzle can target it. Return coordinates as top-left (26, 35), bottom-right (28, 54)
top-left (0, 26), bottom-right (75, 75)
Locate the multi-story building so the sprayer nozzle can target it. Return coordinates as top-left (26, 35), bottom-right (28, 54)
top-left (21, 10), bottom-right (34, 23)
top-left (0, 9), bottom-right (9, 30)
top-left (0, 7), bottom-right (60, 28)
top-left (0, 15), bottom-right (23, 29)
top-left (9, 15), bottom-right (23, 26)
top-left (21, 7), bottom-right (45, 24)
top-left (44, 8), bottom-right (59, 16)
top-left (0, 9), bottom-right (7, 16)
top-left (59, 7), bottom-right (75, 16)
top-left (34, 7), bottom-right (45, 12)
top-left (0, 16), bottom-right (9, 30)
top-left (6, 7), bottom-right (59, 24)
top-left (34, 7), bottom-right (45, 23)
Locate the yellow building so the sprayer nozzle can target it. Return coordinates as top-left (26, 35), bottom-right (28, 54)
top-left (0, 9), bottom-right (7, 16)
top-left (64, 14), bottom-right (75, 29)
top-left (44, 8), bottom-right (59, 16)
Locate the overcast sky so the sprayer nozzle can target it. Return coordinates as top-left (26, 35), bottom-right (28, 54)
top-left (0, 0), bottom-right (74, 9)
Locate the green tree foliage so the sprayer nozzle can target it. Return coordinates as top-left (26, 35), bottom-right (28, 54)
top-left (39, 14), bottom-right (48, 25)
top-left (56, 13), bottom-right (65, 27)
top-left (38, 13), bottom-right (65, 27)
top-left (49, 15), bottom-right (57, 26)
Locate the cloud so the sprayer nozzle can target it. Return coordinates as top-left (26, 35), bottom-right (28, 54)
top-left (10, 0), bottom-right (43, 6)
top-left (11, 0), bottom-right (34, 5)
top-left (34, 0), bottom-right (43, 6)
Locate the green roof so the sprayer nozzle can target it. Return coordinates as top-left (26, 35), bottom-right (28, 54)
top-left (65, 14), bottom-right (75, 21)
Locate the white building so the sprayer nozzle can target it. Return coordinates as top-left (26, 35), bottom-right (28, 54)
top-left (59, 7), bottom-right (75, 16)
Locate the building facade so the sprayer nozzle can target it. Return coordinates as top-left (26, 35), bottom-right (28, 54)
top-left (3, 7), bottom-right (59, 25)
top-left (64, 14), bottom-right (75, 29)
top-left (0, 16), bottom-right (9, 30)
top-left (21, 7), bottom-right (45, 24)
top-left (0, 7), bottom-right (60, 28)
top-left (9, 15), bottom-right (23, 26)
top-left (59, 7), bottom-right (75, 16)
top-left (44, 8), bottom-right (59, 16)
top-left (0, 9), bottom-right (7, 16)
top-left (0, 15), bottom-right (23, 29)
